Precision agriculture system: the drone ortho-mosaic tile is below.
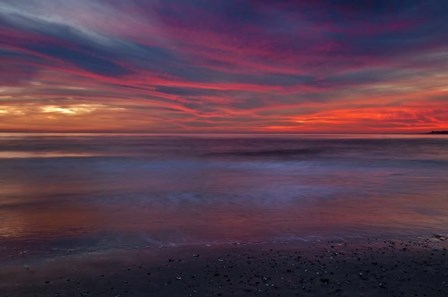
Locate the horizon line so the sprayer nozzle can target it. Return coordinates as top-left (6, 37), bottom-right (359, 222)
top-left (0, 131), bottom-right (440, 135)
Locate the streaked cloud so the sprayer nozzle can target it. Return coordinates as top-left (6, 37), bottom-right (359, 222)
top-left (1, 0), bottom-right (447, 132)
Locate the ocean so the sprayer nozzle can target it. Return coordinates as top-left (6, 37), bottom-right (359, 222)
top-left (0, 133), bottom-right (447, 259)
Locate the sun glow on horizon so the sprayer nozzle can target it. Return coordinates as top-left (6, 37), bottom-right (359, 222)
top-left (40, 104), bottom-right (100, 115)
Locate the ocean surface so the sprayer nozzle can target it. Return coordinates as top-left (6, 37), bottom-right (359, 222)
top-left (0, 133), bottom-right (447, 259)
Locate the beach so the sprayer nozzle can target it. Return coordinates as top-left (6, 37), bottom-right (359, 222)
top-left (3, 0), bottom-right (448, 294)
top-left (1, 235), bottom-right (447, 297)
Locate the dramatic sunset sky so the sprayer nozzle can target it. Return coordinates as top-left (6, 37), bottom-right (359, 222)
top-left (0, 0), bottom-right (447, 133)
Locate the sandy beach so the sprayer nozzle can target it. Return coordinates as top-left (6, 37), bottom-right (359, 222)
top-left (1, 235), bottom-right (447, 297)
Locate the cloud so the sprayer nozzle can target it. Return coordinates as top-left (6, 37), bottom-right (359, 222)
top-left (1, 0), bottom-right (448, 132)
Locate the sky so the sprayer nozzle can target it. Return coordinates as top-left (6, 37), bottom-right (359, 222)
top-left (0, 0), bottom-right (447, 133)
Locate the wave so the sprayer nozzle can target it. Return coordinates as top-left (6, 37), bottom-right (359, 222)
top-left (0, 151), bottom-right (105, 159)
top-left (208, 148), bottom-right (322, 158)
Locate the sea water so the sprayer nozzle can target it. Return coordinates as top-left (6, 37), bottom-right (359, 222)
top-left (0, 133), bottom-right (447, 258)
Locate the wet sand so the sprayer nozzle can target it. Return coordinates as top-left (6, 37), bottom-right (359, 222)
top-left (1, 235), bottom-right (447, 297)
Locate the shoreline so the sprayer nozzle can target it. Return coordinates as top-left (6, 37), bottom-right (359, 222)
top-left (1, 234), bottom-right (447, 296)
top-left (1, 231), bottom-right (444, 264)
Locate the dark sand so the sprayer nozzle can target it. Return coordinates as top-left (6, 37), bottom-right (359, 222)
top-left (1, 235), bottom-right (447, 297)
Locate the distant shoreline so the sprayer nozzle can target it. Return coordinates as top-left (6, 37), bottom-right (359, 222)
top-left (428, 131), bottom-right (448, 134)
